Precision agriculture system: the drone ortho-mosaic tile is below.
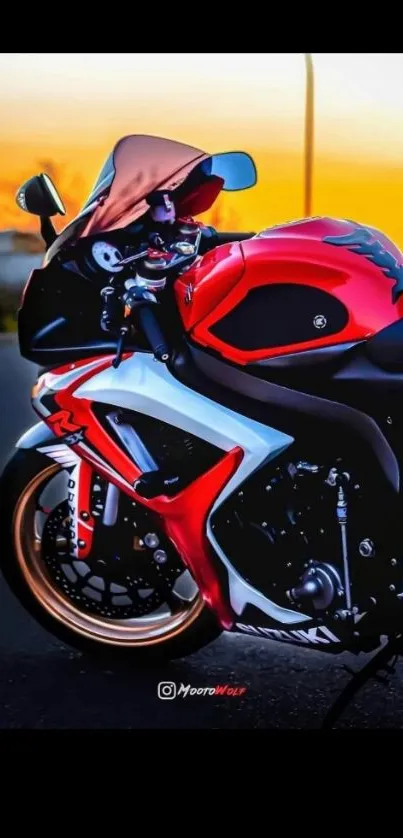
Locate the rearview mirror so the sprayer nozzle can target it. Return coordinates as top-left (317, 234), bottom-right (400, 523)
top-left (209, 152), bottom-right (257, 191)
top-left (16, 173), bottom-right (66, 217)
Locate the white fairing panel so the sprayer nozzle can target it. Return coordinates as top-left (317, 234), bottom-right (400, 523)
top-left (35, 444), bottom-right (88, 559)
top-left (73, 353), bottom-right (310, 624)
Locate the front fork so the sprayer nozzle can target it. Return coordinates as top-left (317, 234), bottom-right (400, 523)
top-left (69, 464), bottom-right (123, 554)
top-left (66, 458), bottom-right (96, 561)
top-left (63, 408), bottom-right (161, 560)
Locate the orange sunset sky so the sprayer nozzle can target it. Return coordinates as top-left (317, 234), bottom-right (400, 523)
top-left (2, 53), bottom-right (403, 246)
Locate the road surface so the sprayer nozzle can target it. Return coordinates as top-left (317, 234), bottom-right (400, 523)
top-left (0, 335), bottom-right (402, 729)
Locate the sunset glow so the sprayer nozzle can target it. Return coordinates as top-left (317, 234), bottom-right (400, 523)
top-left (2, 53), bottom-right (403, 246)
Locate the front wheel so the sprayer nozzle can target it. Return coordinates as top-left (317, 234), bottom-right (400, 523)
top-left (0, 449), bottom-right (222, 661)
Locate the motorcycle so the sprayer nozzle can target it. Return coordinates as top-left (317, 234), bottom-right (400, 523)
top-left (3, 133), bottom-right (403, 721)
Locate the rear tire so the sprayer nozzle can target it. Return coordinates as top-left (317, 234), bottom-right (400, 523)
top-left (0, 449), bottom-right (222, 662)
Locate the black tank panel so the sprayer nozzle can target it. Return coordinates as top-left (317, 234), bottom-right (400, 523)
top-left (209, 284), bottom-right (349, 350)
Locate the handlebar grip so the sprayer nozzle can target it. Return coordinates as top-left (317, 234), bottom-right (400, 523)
top-left (137, 305), bottom-right (170, 362)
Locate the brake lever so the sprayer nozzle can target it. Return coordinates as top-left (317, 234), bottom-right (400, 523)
top-left (112, 324), bottom-right (130, 369)
top-left (112, 287), bottom-right (147, 368)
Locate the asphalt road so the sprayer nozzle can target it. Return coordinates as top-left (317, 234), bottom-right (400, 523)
top-left (1, 334), bottom-right (403, 729)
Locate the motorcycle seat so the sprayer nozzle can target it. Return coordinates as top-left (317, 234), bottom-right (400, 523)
top-left (364, 318), bottom-right (403, 372)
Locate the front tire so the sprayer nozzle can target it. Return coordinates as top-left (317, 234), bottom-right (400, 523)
top-left (0, 449), bottom-right (222, 662)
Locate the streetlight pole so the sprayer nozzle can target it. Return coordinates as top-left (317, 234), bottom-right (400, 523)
top-left (304, 53), bottom-right (314, 217)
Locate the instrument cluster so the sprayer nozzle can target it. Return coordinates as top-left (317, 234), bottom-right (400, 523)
top-left (90, 241), bottom-right (124, 273)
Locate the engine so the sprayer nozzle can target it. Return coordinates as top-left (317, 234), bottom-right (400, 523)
top-left (210, 451), bottom-right (403, 627)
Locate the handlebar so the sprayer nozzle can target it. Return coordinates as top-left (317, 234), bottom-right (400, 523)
top-left (107, 231), bottom-right (198, 368)
top-left (112, 324), bottom-right (130, 369)
top-left (111, 290), bottom-right (170, 368)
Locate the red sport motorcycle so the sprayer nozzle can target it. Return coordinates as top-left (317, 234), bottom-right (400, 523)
top-left (3, 134), bottom-right (403, 717)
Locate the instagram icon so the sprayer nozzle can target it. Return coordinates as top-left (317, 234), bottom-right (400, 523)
top-left (157, 682), bottom-right (177, 700)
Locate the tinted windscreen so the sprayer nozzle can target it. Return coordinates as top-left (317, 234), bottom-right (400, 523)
top-left (73, 134), bottom-right (210, 237)
top-left (46, 135), bottom-right (257, 261)
top-left (80, 152), bottom-right (116, 211)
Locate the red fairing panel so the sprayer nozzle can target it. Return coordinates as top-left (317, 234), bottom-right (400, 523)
top-left (151, 449), bottom-right (242, 628)
top-left (34, 356), bottom-right (238, 628)
top-left (178, 218), bottom-right (403, 365)
top-left (175, 242), bottom-right (245, 331)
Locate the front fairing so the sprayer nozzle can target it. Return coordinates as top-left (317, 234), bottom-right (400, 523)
top-left (46, 136), bottom-right (212, 263)
top-left (45, 135), bottom-right (257, 264)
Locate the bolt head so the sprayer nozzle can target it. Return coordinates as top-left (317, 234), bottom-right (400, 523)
top-left (389, 584), bottom-right (396, 592)
top-left (80, 511), bottom-right (90, 521)
top-left (359, 539), bottom-right (375, 558)
top-left (391, 558), bottom-right (398, 567)
top-left (144, 532), bottom-right (160, 549)
top-left (154, 549), bottom-right (168, 565)
top-left (78, 539), bottom-right (86, 549)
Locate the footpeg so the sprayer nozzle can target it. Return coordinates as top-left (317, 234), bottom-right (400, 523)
top-left (134, 470), bottom-right (182, 499)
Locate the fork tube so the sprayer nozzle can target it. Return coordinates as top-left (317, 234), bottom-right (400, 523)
top-left (103, 482), bottom-right (120, 527)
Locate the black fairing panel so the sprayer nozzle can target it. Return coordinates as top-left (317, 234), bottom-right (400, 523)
top-left (209, 283), bottom-right (349, 350)
top-left (363, 317), bottom-right (403, 371)
top-left (171, 342), bottom-right (401, 494)
top-left (19, 264), bottom-right (107, 363)
top-left (330, 348), bottom-right (403, 473)
top-left (18, 263), bottom-right (144, 367)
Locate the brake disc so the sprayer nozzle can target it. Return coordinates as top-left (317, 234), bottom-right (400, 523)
top-left (41, 498), bottom-right (185, 620)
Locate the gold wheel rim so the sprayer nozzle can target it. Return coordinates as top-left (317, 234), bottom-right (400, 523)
top-left (13, 464), bottom-right (204, 647)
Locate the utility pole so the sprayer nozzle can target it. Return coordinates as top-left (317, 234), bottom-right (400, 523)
top-left (304, 53), bottom-right (314, 217)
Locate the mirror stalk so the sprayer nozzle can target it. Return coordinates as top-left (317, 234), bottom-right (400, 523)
top-left (40, 216), bottom-right (57, 248)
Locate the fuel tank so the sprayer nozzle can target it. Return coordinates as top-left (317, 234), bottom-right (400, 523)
top-left (174, 217), bottom-right (403, 365)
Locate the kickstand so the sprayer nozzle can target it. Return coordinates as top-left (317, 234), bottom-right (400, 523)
top-left (321, 635), bottom-right (402, 729)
